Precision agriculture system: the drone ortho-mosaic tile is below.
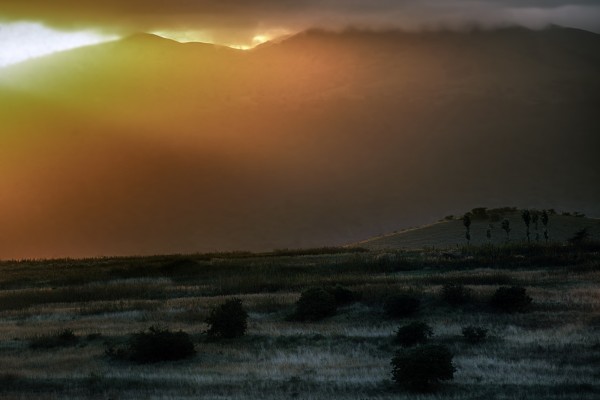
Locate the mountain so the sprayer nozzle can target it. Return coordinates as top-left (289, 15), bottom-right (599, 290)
top-left (0, 27), bottom-right (598, 258)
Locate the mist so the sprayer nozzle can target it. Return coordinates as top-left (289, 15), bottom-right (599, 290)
top-left (0, 27), bottom-right (598, 258)
top-left (1, 0), bottom-right (600, 45)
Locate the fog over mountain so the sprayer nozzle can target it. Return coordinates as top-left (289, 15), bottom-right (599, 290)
top-left (0, 26), bottom-right (598, 258)
top-left (2, 0), bottom-right (600, 40)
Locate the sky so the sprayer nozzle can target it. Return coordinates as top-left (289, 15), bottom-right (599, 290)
top-left (1, 0), bottom-right (600, 64)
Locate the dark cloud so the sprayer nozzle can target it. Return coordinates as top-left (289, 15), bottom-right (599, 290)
top-left (1, 0), bottom-right (599, 40)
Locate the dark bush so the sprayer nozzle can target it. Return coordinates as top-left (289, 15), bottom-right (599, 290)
top-left (290, 288), bottom-right (337, 321)
top-left (462, 326), bottom-right (488, 344)
top-left (568, 228), bottom-right (590, 245)
top-left (441, 284), bottom-right (472, 305)
top-left (395, 322), bottom-right (433, 347)
top-left (30, 329), bottom-right (78, 349)
top-left (384, 294), bottom-right (420, 318)
top-left (391, 344), bottom-right (455, 392)
top-left (326, 285), bottom-right (361, 306)
top-left (489, 286), bottom-right (532, 313)
top-left (206, 298), bottom-right (248, 339)
top-left (107, 326), bottom-right (195, 364)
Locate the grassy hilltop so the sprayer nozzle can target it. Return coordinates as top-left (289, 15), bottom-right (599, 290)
top-left (358, 208), bottom-right (600, 250)
top-left (0, 213), bottom-right (599, 399)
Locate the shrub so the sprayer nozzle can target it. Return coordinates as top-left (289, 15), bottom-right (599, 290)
top-left (30, 329), bottom-right (78, 349)
top-left (568, 228), bottom-right (590, 245)
top-left (391, 344), bottom-right (455, 392)
top-left (462, 326), bottom-right (488, 344)
top-left (206, 298), bottom-right (248, 339)
top-left (489, 286), bottom-right (532, 313)
top-left (290, 288), bottom-right (337, 321)
top-left (384, 294), bottom-right (420, 318)
top-left (441, 284), bottom-right (472, 305)
top-left (395, 322), bottom-right (433, 347)
top-left (326, 285), bottom-right (361, 306)
top-left (106, 326), bottom-right (195, 363)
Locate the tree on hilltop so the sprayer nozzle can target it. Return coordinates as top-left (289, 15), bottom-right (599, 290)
top-left (522, 210), bottom-right (531, 244)
top-left (501, 219), bottom-right (511, 242)
top-left (531, 211), bottom-right (540, 242)
top-left (463, 214), bottom-right (472, 245)
top-left (541, 210), bottom-right (549, 243)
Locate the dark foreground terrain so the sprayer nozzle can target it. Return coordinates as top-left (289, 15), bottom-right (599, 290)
top-left (0, 239), bottom-right (599, 399)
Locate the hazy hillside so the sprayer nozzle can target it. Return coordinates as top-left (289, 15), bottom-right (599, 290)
top-left (0, 27), bottom-right (599, 258)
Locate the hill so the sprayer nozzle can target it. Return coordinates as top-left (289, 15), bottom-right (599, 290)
top-left (0, 26), bottom-right (599, 258)
top-left (357, 209), bottom-right (600, 250)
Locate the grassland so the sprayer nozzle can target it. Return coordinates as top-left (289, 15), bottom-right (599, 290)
top-left (0, 240), bottom-right (599, 399)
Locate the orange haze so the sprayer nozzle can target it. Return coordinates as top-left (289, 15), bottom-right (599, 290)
top-left (0, 28), bottom-right (599, 258)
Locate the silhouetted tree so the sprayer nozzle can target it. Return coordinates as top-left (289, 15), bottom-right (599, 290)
top-left (470, 207), bottom-right (488, 220)
top-left (531, 211), bottom-right (539, 242)
top-left (501, 219), bottom-right (511, 242)
top-left (522, 210), bottom-right (531, 244)
top-left (541, 210), bottom-right (549, 243)
top-left (486, 224), bottom-right (493, 243)
top-left (463, 214), bottom-right (472, 245)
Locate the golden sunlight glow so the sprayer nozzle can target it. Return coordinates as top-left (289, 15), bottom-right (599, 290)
top-left (228, 31), bottom-right (287, 51)
top-left (227, 44), bottom-right (252, 51)
top-left (152, 29), bottom-right (254, 50)
top-left (149, 29), bottom-right (290, 50)
top-left (252, 35), bottom-right (269, 45)
top-left (151, 29), bottom-right (213, 44)
top-left (0, 22), bottom-right (119, 68)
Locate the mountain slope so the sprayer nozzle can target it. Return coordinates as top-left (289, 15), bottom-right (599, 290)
top-left (0, 27), bottom-right (598, 258)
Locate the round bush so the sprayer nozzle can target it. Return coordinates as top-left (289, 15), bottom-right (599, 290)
top-left (441, 284), bottom-right (472, 305)
top-left (206, 298), bottom-right (248, 339)
top-left (489, 286), bottom-right (532, 313)
top-left (395, 322), bottom-right (433, 347)
top-left (384, 294), bottom-right (420, 318)
top-left (391, 344), bottom-right (456, 392)
top-left (326, 285), bottom-right (361, 306)
top-left (114, 326), bottom-right (195, 364)
top-left (30, 329), bottom-right (78, 349)
top-left (291, 288), bottom-right (337, 321)
top-left (462, 326), bottom-right (487, 344)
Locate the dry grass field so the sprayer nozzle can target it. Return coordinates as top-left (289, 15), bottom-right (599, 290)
top-left (0, 236), bottom-right (599, 399)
